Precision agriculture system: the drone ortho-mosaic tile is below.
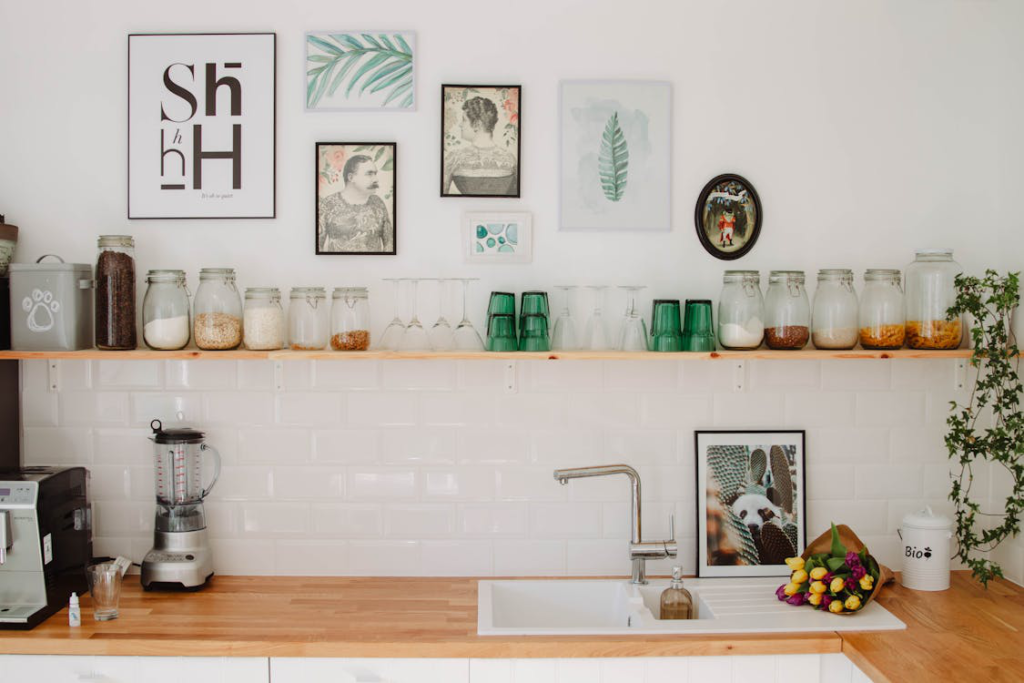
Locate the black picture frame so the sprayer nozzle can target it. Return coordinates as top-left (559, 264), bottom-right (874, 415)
top-left (695, 429), bottom-right (807, 578)
top-left (440, 84), bottom-right (522, 198)
top-left (315, 142), bottom-right (397, 256)
top-left (127, 32), bottom-right (277, 220)
top-left (694, 173), bottom-right (762, 260)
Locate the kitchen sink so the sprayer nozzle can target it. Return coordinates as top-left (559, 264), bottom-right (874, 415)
top-left (477, 578), bottom-right (906, 636)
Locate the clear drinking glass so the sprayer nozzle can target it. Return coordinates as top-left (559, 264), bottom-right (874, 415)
top-left (584, 286), bottom-right (611, 350)
top-left (379, 278), bottom-right (405, 351)
top-left (452, 278), bottom-right (485, 350)
top-left (551, 286), bottom-right (579, 351)
top-left (87, 562), bottom-right (122, 621)
top-left (398, 278), bottom-right (430, 351)
top-left (617, 286), bottom-right (649, 351)
top-left (428, 278), bottom-right (454, 351)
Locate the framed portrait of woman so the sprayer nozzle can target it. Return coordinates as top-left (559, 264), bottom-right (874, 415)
top-left (315, 142), bottom-right (396, 255)
top-left (441, 85), bottom-right (521, 198)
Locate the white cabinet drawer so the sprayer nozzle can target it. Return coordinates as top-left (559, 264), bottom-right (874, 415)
top-left (270, 658), bottom-right (469, 683)
top-left (0, 655), bottom-right (269, 683)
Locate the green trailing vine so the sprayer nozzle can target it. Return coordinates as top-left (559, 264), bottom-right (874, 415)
top-left (946, 270), bottom-right (1024, 586)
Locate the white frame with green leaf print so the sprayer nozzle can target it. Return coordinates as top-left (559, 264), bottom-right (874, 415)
top-left (305, 31), bottom-right (415, 111)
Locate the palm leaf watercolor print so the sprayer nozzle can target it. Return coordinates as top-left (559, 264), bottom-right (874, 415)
top-left (306, 32), bottom-right (414, 109)
top-left (598, 112), bottom-right (629, 202)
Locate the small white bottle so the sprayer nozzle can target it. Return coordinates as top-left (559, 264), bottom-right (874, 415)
top-left (69, 592), bottom-right (81, 627)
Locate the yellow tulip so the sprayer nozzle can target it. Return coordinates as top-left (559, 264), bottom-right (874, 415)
top-left (845, 595), bottom-right (862, 611)
top-left (859, 576), bottom-right (874, 591)
top-left (791, 569), bottom-right (808, 584)
top-left (830, 577), bottom-right (846, 593)
top-left (810, 567), bottom-right (829, 581)
top-left (807, 592), bottom-right (823, 606)
top-left (828, 600), bottom-right (845, 614)
top-left (810, 581), bottom-right (827, 594)
top-left (783, 582), bottom-right (800, 596)
top-left (785, 557), bottom-right (805, 571)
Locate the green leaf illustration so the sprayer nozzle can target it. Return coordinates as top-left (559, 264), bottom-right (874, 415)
top-left (598, 112), bottom-right (628, 202)
top-left (306, 33), bottom-right (413, 109)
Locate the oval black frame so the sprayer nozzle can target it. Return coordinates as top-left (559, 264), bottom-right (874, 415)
top-left (694, 173), bottom-right (762, 261)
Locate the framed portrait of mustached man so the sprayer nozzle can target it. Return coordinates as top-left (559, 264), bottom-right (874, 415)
top-left (441, 84), bottom-right (520, 198)
top-left (696, 430), bottom-right (806, 578)
top-left (316, 143), bottom-right (396, 255)
top-left (128, 33), bottom-right (276, 219)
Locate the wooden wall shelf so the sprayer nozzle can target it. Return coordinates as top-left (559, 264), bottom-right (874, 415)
top-left (0, 348), bottom-right (974, 361)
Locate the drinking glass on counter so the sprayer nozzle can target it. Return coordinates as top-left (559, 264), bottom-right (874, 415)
top-left (617, 286), bottom-right (649, 351)
top-left (519, 314), bottom-right (551, 351)
top-left (379, 278), bottom-right (405, 350)
top-left (451, 278), bottom-right (484, 351)
top-left (551, 286), bottom-right (579, 351)
top-left (487, 314), bottom-right (518, 351)
top-left (583, 286), bottom-right (611, 350)
top-left (87, 562), bottom-right (122, 621)
top-left (650, 299), bottom-right (683, 352)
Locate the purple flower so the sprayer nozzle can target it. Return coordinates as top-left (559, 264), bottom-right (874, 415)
top-left (823, 572), bottom-right (834, 584)
top-left (787, 593), bottom-right (806, 606)
top-left (851, 565), bottom-right (867, 580)
top-left (821, 594), bottom-right (833, 607)
top-left (776, 585), bottom-right (788, 601)
top-left (845, 577), bottom-right (858, 591)
top-left (846, 552), bottom-right (861, 568)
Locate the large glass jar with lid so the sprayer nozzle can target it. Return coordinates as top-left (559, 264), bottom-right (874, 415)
top-left (243, 288), bottom-right (284, 350)
top-left (718, 270), bottom-right (764, 349)
top-left (811, 269), bottom-right (859, 350)
top-left (142, 270), bottom-right (191, 350)
top-left (289, 287), bottom-right (329, 350)
top-left (859, 270), bottom-right (905, 349)
top-left (95, 235), bottom-right (137, 350)
top-left (331, 287), bottom-right (371, 351)
top-left (764, 271), bottom-right (810, 350)
top-left (905, 250), bottom-right (962, 349)
top-left (193, 268), bottom-right (242, 350)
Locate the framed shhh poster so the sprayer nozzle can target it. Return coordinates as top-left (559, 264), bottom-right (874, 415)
top-left (128, 33), bottom-right (276, 219)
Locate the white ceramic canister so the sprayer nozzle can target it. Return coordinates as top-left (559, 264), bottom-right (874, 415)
top-left (898, 506), bottom-right (953, 591)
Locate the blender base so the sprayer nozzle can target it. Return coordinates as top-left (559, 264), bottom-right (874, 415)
top-left (141, 528), bottom-right (214, 590)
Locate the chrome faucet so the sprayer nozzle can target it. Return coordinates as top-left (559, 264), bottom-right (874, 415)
top-left (553, 464), bottom-right (677, 585)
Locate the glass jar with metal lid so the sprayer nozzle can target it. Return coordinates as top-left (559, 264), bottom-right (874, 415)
top-left (142, 270), bottom-right (191, 350)
top-left (243, 288), bottom-right (284, 350)
top-left (718, 270), bottom-right (764, 349)
top-left (811, 269), bottom-right (859, 350)
top-left (289, 287), bottom-right (329, 350)
top-left (331, 287), bottom-right (371, 351)
top-left (764, 271), bottom-right (810, 350)
top-left (859, 269), bottom-right (905, 349)
top-left (905, 250), bottom-right (962, 349)
top-left (96, 235), bottom-right (137, 350)
top-left (193, 268), bottom-right (242, 350)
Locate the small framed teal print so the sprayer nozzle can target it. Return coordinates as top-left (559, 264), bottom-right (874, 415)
top-left (462, 212), bottom-right (532, 264)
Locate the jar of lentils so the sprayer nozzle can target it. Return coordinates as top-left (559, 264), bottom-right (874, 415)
top-left (764, 271), bottom-right (810, 350)
top-left (859, 269), bottom-right (905, 349)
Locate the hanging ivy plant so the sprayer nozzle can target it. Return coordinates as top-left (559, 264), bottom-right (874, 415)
top-left (946, 271), bottom-right (1024, 586)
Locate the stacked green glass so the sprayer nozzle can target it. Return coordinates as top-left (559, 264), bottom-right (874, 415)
top-left (682, 299), bottom-right (716, 351)
top-left (486, 292), bottom-right (517, 351)
top-left (650, 300), bottom-right (684, 352)
top-left (519, 291), bottom-right (550, 351)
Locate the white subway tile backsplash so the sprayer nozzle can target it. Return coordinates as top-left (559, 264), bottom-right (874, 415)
top-left (21, 391), bottom-right (58, 427)
top-left (347, 392), bottom-right (418, 426)
top-left (854, 464), bottom-right (923, 499)
top-left (564, 474), bottom-right (628, 502)
top-left (566, 392), bottom-right (638, 429)
top-left (713, 392), bottom-right (784, 427)
top-left (604, 361), bottom-right (678, 392)
top-left (93, 428), bottom-right (152, 464)
top-left (282, 361), bottom-right (314, 390)
top-left (204, 392), bottom-right (274, 426)
top-left (784, 393), bottom-right (856, 428)
top-left (459, 430), bottom-right (529, 463)
top-left (55, 360), bottom-right (92, 391)
top-left (495, 394), bottom-right (567, 427)
top-left (458, 503), bottom-right (529, 537)
top-left (165, 360), bottom-right (237, 390)
top-left (94, 360), bottom-right (162, 389)
top-left (525, 361), bottom-right (602, 392)
top-left (312, 429), bottom-right (380, 463)
top-left (274, 540), bottom-right (348, 576)
top-left (348, 540), bottom-right (420, 575)
top-left (314, 360), bottom-right (380, 390)
top-left (530, 502), bottom-right (603, 537)
top-left (207, 466), bottom-right (273, 501)
top-left (566, 539), bottom-right (629, 576)
top-left (130, 392), bottom-right (203, 425)
top-left (238, 429), bottom-right (311, 463)
top-left (458, 360), bottom-right (510, 392)
top-left (679, 361), bottom-right (734, 393)
top-left (806, 428), bottom-right (889, 463)
top-left (276, 392), bottom-right (343, 426)
top-left (311, 503), bottom-right (383, 537)
top-left (94, 500), bottom-right (153, 535)
top-left (530, 430), bottom-right (603, 464)
top-left (382, 428), bottom-right (457, 464)
top-left (805, 465), bottom-right (855, 501)
top-left (496, 467), bottom-right (565, 501)
top-left (61, 392), bottom-right (129, 425)
top-left (86, 465), bottom-right (131, 500)
top-left (807, 501), bottom-right (888, 536)
top-left (421, 392), bottom-right (496, 427)
top-left (821, 360), bottom-right (891, 391)
top-left (210, 539), bottom-right (276, 576)
top-left (385, 504), bottom-right (455, 537)
top-left (604, 430), bottom-right (678, 464)
top-left (382, 360), bottom-right (457, 390)
top-left (237, 361), bottom-right (275, 391)
top-left (889, 427), bottom-right (947, 462)
top-left (240, 502), bottom-right (310, 536)
top-left (890, 359), bottom-right (958, 393)
top-left (204, 501), bottom-right (240, 538)
top-left (856, 392), bottom-right (926, 427)
top-left (640, 394), bottom-right (713, 428)
top-left (639, 465), bottom-right (691, 503)
top-left (23, 427), bottom-right (94, 464)
top-left (493, 540), bottom-right (565, 576)
top-left (272, 466), bottom-right (345, 499)
top-left (750, 360), bottom-right (821, 392)
top-left (422, 467), bottom-right (495, 501)
top-left (348, 468), bottom-right (417, 500)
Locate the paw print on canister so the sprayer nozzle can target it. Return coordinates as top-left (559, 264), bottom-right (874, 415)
top-left (22, 288), bottom-right (60, 332)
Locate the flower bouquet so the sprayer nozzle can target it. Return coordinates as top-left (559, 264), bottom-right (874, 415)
top-left (776, 523), bottom-right (893, 614)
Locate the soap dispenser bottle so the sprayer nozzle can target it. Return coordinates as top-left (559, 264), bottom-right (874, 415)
top-left (660, 566), bottom-right (693, 619)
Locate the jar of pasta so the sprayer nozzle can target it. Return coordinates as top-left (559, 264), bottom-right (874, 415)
top-left (859, 269), bottom-right (904, 349)
top-left (905, 250), bottom-right (962, 349)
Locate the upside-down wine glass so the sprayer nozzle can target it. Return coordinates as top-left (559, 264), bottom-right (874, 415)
top-left (452, 278), bottom-right (485, 351)
top-left (378, 278), bottom-right (405, 350)
top-left (398, 278), bottom-right (431, 351)
top-left (584, 286), bottom-right (611, 350)
top-left (551, 285), bottom-right (579, 351)
top-left (617, 286), bottom-right (649, 351)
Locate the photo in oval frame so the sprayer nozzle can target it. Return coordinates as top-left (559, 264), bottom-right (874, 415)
top-left (695, 174), bottom-right (762, 260)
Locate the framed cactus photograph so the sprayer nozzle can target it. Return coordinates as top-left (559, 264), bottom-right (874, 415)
top-left (696, 430), bottom-right (806, 577)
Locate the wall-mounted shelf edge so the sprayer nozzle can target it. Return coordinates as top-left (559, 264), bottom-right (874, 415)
top-left (0, 348), bottom-right (976, 361)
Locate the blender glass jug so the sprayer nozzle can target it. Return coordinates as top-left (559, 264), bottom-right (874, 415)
top-left (150, 419), bottom-right (221, 533)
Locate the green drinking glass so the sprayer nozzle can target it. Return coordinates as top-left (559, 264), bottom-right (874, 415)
top-left (519, 313), bottom-right (551, 351)
top-left (683, 299), bottom-right (716, 351)
top-left (521, 291), bottom-right (550, 318)
top-left (487, 314), bottom-right (518, 352)
top-left (651, 299), bottom-right (683, 352)
top-left (488, 291), bottom-right (516, 317)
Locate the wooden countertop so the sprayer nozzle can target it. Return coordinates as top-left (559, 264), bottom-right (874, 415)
top-left (0, 572), bottom-right (1020, 683)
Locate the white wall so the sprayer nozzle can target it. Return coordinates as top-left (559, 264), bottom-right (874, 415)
top-left (4, 1), bottom-right (1024, 583)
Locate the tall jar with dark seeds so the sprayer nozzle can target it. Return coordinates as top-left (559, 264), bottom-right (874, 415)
top-left (95, 235), bottom-right (137, 350)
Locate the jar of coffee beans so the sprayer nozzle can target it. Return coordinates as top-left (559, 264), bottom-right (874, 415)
top-left (95, 235), bottom-right (137, 350)
top-left (764, 270), bottom-right (810, 350)
top-left (194, 268), bottom-right (243, 350)
top-left (331, 287), bottom-right (371, 351)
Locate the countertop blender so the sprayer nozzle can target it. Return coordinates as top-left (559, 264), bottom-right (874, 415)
top-left (141, 419), bottom-right (220, 590)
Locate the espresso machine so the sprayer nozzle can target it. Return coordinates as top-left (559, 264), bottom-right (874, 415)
top-left (141, 420), bottom-right (220, 590)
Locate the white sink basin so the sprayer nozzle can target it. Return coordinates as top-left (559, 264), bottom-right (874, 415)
top-left (477, 578), bottom-right (906, 636)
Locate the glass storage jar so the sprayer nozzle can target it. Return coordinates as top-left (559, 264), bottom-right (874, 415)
top-left (859, 269), bottom-right (905, 349)
top-left (193, 268), bottom-right (242, 350)
top-left (243, 287), bottom-right (284, 350)
top-left (289, 287), bottom-right (329, 350)
top-left (331, 287), bottom-right (371, 351)
top-left (142, 270), bottom-right (191, 350)
top-left (717, 270), bottom-right (764, 349)
top-left (905, 250), bottom-right (962, 349)
top-left (96, 235), bottom-right (137, 350)
top-left (812, 269), bottom-right (859, 349)
top-left (764, 270), bottom-right (810, 350)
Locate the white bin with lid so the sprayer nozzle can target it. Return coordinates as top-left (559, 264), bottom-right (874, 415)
top-left (898, 506), bottom-right (953, 591)
top-left (9, 255), bottom-right (94, 350)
